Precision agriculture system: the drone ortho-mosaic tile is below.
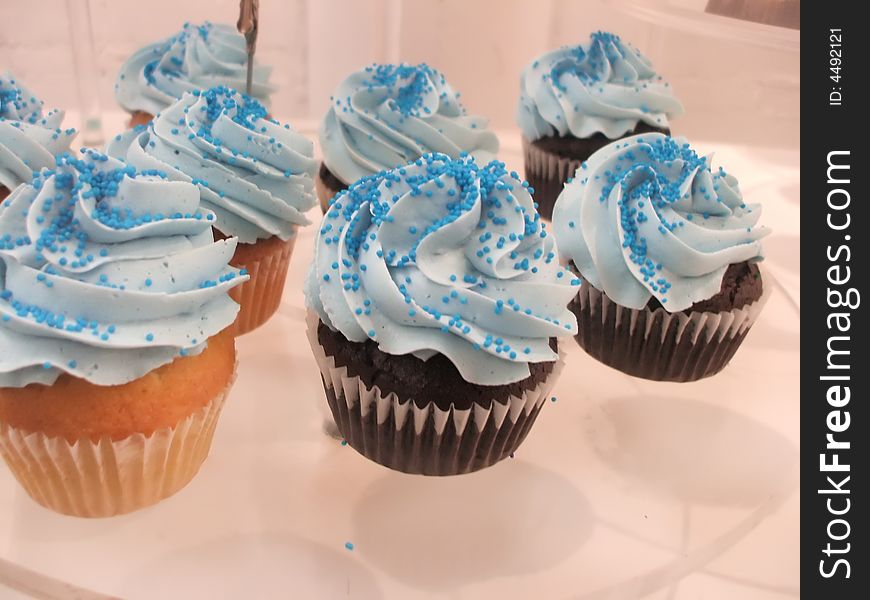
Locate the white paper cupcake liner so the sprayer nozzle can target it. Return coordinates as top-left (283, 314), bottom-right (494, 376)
top-left (572, 271), bottom-right (772, 381)
top-left (0, 369), bottom-right (236, 518)
top-left (305, 312), bottom-right (565, 475)
top-left (229, 234), bottom-right (296, 336)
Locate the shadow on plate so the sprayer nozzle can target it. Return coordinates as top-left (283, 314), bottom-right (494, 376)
top-left (586, 395), bottom-right (797, 507)
top-left (122, 532), bottom-right (383, 600)
top-left (574, 476), bottom-right (799, 600)
top-left (350, 460), bottom-right (593, 592)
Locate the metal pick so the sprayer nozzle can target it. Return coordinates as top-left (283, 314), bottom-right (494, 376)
top-left (237, 0), bottom-right (259, 96)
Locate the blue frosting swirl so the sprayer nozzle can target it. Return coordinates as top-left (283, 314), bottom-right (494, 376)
top-left (517, 32), bottom-right (683, 141)
top-left (320, 63), bottom-right (499, 186)
top-left (1, 73), bottom-right (76, 191)
top-left (107, 86), bottom-right (316, 244)
top-left (552, 134), bottom-right (769, 313)
top-left (114, 22), bottom-right (274, 117)
top-left (305, 153), bottom-right (579, 385)
top-left (0, 151), bottom-right (247, 388)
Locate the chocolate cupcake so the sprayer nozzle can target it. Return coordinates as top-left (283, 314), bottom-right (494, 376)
top-left (108, 86), bottom-right (317, 335)
top-left (1, 73), bottom-right (76, 199)
top-left (317, 63), bottom-right (499, 212)
top-left (114, 22), bottom-right (274, 128)
top-left (517, 32), bottom-right (683, 220)
top-left (305, 153), bottom-right (579, 475)
top-left (552, 134), bottom-right (770, 382)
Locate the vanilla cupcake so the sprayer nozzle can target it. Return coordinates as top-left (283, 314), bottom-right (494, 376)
top-left (114, 21), bottom-right (274, 128)
top-left (518, 32), bottom-right (683, 219)
top-left (306, 153), bottom-right (578, 475)
top-left (109, 86), bottom-right (316, 334)
top-left (1, 72), bottom-right (76, 199)
top-left (0, 151), bottom-right (247, 517)
top-left (553, 134), bottom-right (770, 381)
top-left (317, 63), bottom-right (499, 212)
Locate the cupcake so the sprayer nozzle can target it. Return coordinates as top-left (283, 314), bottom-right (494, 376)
top-left (114, 21), bottom-right (274, 128)
top-left (552, 134), bottom-right (770, 382)
top-left (108, 86), bottom-right (316, 335)
top-left (0, 151), bottom-right (247, 517)
top-left (1, 73), bottom-right (76, 199)
top-left (305, 153), bottom-right (579, 475)
top-left (317, 63), bottom-right (499, 212)
top-left (517, 31), bottom-right (683, 220)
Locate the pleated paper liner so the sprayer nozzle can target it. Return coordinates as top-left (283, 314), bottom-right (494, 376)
top-left (521, 136), bottom-right (585, 221)
top-left (226, 231), bottom-right (297, 335)
top-left (522, 125), bottom-right (670, 221)
top-left (315, 173), bottom-right (342, 214)
top-left (306, 312), bottom-right (565, 476)
top-left (0, 371), bottom-right (235, 518)
top-left (571, 274), bottom-right (772, 382)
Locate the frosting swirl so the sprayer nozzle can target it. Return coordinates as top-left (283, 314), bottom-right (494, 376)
top-left (107, 86), bottom-right (316, 243)
top-left (517, 32), bottom-right (683, 141)
top-left (0, 151), bottom-right (247, 388)
top-left (320, 63), bottom-right (499, 186)
top-left (552, 134), bottom-right (769, 312)
top-left (114, 22), bottom-right (274, 117)
top-left (1, 73), bottom-right (76, 191)
top-left (305, 153), bottom-right (579, 385)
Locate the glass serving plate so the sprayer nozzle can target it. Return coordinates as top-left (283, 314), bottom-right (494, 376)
top-left (0, 122), bottom-right (800, 600)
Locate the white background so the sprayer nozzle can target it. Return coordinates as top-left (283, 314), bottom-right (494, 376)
top-left (1, 0), bottom-right (799, 148)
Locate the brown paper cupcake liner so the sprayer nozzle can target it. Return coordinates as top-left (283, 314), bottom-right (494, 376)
top-left (571, 275), bottom-right (771, 382)
top-left (229, 233), bottom-right (296, 335)
top-left (0, 369), bottom-right (236, 518)
top-left (522, 136), bottom-right (585, 221)
top-left (305, 312), bottom-right (564, 476)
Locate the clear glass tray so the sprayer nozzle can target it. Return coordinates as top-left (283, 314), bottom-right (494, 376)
top-left (0, 125), bottom-right (800, 600)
